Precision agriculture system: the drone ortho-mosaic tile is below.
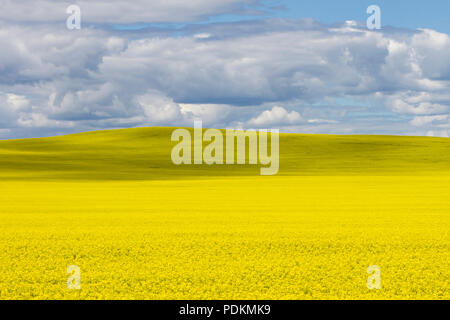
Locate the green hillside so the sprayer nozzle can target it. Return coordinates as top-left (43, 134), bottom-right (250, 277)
top-left (0, 127), bottom-right (449, 180)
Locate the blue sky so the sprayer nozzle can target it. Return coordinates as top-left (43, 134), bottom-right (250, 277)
top-left (126, 0), bottom-right (450, 34)
top-left (271, 0), bottom-right (450, 34)
top-left (0, 0), bottom-right (449, 139)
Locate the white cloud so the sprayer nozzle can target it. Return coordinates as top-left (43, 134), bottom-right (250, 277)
top-left (194, 33), bottom-right (212, 39)
top-left (389, 95), bottom-right (448, 115)
top-left (179, 103), bottom-right (232, 126)
top-left (410, 115), bottom-right (449, 127)
top-left (248, 106), bottom-right (302, 126)
top-left (427, 130), bottom-right (449, 138)
top-left (6, 94), bottom-right (30, 111)
top-left (307, 119), bottom-right (338, 124)
top-left (17, 112), bottom-right (74, 128)
top-left (0, 13), bottom-right (449, 138)
top-left (136, 91), bottom-right (182, 124)
top-left (0, 0), bottom-right (259, 24)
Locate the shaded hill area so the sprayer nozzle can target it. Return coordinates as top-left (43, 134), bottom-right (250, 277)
top-left (0, 127), bottom-right (449, 180)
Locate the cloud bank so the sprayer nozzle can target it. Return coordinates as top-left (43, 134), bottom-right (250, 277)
top-left (0, 0), bottom-right (262, 23)
top-left (0, 2), bottom-right (449, 139)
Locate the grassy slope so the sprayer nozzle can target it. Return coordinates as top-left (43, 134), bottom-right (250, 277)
top-left (0, 127), bottom-right (450, 180)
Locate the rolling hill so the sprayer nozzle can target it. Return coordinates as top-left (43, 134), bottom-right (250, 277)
top-left (0, 127), bottom-right (449, 180)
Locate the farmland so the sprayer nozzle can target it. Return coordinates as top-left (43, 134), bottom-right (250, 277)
top-left (0, 127), bottom-right (448, 299)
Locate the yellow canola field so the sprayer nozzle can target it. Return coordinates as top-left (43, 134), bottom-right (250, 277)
top-left (0, 128), bottom-right (448, 299)
top-left (0, 176), bottom-right (448, 299)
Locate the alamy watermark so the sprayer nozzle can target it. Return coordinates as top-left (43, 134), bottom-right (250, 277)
top-left (66, 5), bottom-right (81, 30)
top-left (367, 265), bottom-right (381, 290)
top-left (67, 265), bottom-right (81, 290)
top-left (367, 5), bottom-right (381, 30)
top-left (171, 121), bottom-right (279, 176)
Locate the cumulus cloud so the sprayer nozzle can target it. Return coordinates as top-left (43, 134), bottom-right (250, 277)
top-left (0, 6), bottom-right (449, 138)
top-left (410, 115), bottom-right (449, 127)
top-left (6, 94), bottom-right (30, 112)
top-left (179, 103), bottom-right (233, 127)
top-left (136, 91), bottom-right (182, 124)
top-left (248, 106), bottom-right (302, 126)
top-left (17, 112), bottom-right (75, 128)
top-left (388, 92), bottom-right (449, 115)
